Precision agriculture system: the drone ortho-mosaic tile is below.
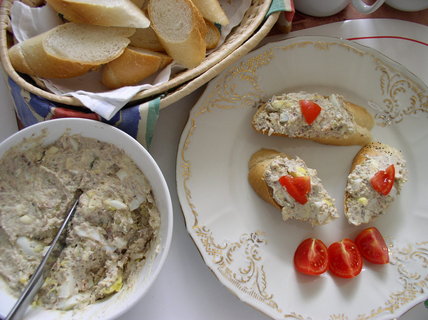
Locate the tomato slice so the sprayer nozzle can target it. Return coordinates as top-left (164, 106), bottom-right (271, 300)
top-left (370, 164), bottom-right (395, 195)
top-left (278, 175), bottom-right (311, 205)
top-left (355, 227), bottom-right (389, 264)
top-left (299, 100), bottom-right (322, 125)
top-left (328, 238), bottom-right (363, 278)
top-left (294, 238), bottom-right (329, 275)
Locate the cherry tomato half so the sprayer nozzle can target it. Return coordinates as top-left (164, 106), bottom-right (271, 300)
top-left (355, 227), bottom-right (389, 264)
top-left (294, 238), bottom-right (329, 275)
top-left (279, 175), bottom-right (311, 205)
top-left (370, 164), bottom-right (395, 195)
top-left (299, 100), bottom-right (322, 125)
top-left (328, 238), bottom-right (363, 278)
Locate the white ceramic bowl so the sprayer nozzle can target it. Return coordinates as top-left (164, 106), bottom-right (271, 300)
top-left (0, 118), bottom-right (173, 320)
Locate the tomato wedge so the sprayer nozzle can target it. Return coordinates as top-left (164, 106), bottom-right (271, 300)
top-left (355, 227), bottom-right (389, 264)
top-left (278, 175), bottom-right (311, 205)
top-left (328, 238), bottom-right (363, 278)
top-left (370, 164), bottom-right (395, 195)
top-left (294, 238), bottom-right (329, 275)
top-left (299, 100), bottom-right (322, 125)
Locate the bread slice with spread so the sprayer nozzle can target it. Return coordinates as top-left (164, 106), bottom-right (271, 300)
top-left (344, 142), bottom-right (408, 225)
top-left (248, 149), bottom-right (339, 226)
top-left (252, 91), bottom-right (374, 146)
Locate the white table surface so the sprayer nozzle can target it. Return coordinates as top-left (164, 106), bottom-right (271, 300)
top-left (0, 19), bottom-right (426, 320)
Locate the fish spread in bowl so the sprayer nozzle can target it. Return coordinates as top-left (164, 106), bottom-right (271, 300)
top-left (0, 132), bottom-right (160, 310)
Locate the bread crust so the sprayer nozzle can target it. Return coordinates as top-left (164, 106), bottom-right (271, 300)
top-left (248, 148), bottom-right (290, 210)
top-left (252, 97), bottom-right (374, 146)
top-left (8, 32), bottom-right (94, 78)
top-left (8, 23), bottom-right (132, 79)
top-left (204, 20), bottom-right (221, 50)
top-left (46, 0), bottom-right (150, 28)
top-left (101, 47), bottom-right (172, 89)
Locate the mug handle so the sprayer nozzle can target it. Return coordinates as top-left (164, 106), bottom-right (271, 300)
top-left (351, 0), bottom-right (385, 13)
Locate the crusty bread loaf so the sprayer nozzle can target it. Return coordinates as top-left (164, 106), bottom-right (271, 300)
top-left (148, 0), bottom-right (207, 69)
top-left (101, 47), bottom-right (173, 89)
top-left (204, 20), bottom-right (221, 50)
top-left (344, 142), bottom-right (408, 225)
top-left (252, 92), bottom-right (374, 146)
top-left (8, 23), bottom-right (134, 79)
top-left (191, 0), bottom-right (229, 26)
top-left (248, 148), bottom-right (339, 226)
top-left (129, 27), bottom-right (164, 52)
top-left (46, 0), bottom-right (150, 28)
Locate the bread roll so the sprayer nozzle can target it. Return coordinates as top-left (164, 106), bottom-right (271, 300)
top-left (46, 0), bottom-right (150, 28)
top-left (344, 142), bottom-right (407, 225)
top-left (148, 0), bottom-right (207, 69)
top-left (8, 23), bottom-right (134, 79)
top-left (252, 91), bottom-right (374, 146)
top-left (102, 47), bottom-right (173, 89)
top-left (248, 149), bottom-right (339, 226)
top-left (191, 0), bottom-right (229, 26)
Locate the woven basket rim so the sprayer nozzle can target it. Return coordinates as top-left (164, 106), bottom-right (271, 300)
top-left (0, 0), bottom-right (273, 108)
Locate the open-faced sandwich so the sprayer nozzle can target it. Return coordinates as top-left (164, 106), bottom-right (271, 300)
top-left (344, 142), bottom-right (408, 225)
top-left (251, 91), bottom-right (374, 146)
top-left (248, 148), bottom-right (338, 226)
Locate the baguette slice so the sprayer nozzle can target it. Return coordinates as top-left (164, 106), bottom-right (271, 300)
top-left (248, 148), bottom-right (339, 226)
top-left (252, 92), bottom-right (374, 146)
top-left (129, 27), bottom-right (164, 52)
top-left (101, 47), bottom-right (173, 89)
top-left (344, 142), bottom-right (408, 225)
top-left (8, 23), bottom-right (134, 79)
top-left (191, 0), bottom-right (229, 26)
top-left (204, 20), bottom-right (221, 50)
top-left (46, 0), bottom-right (150, 28)
top-left (148, 0), bottom-right (207, 69)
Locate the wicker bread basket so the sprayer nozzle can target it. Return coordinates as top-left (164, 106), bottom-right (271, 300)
top-left (0, 0), bottom-right (278, 109)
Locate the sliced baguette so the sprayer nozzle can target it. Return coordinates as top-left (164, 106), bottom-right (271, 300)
top-left (46, 0), bottom-right (150, 28)
top-left (148, 0), bottom-right (207, 69)
top-left (191, 0), bottom-right (229, 26)
top-left (204, 20), bottom-right (221, 50)
top-left (129, 27), bottom-right (164, 52)
top-left (101, 47), bottom-right (173, 89)
top-left (252, 92), bottom-right (374, 146)
top-left (344, 142), bottom-right (408, 225)
top-left (8, 23), bottom-right (134, 79)
top-left (248, 148), bottom-right (339, 226)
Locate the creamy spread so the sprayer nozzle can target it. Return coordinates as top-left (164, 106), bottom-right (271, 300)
top-left (345, 148), bottom-right (407, 225)
top-left (0, 133), bottom-right (160, 310)
top-left (253, 92), bottom-right (356, 138)
top-left (264, 156), bottom-right (338, 226)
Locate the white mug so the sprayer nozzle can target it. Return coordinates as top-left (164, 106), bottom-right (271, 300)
top-left (294, 0), bottom-right (350, 17)
top-left (351, 0), bottom-right (428, 13)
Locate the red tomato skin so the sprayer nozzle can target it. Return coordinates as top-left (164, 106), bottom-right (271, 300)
top-left (299, 100), bottom-right (322, 125)
top-left (278, 176), bottom-right (311, 205)
top-left (355, 227), bottom-right (389, 264)
top-left (328, 239), bottom-right (363, 279)
top-left (294, 238), bottom-right (329, 276)
top-left (370, 164), bottom-right (395, 195)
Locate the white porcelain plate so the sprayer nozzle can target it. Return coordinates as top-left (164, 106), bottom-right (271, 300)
top-left (176, 36), bottom-right (428, 320)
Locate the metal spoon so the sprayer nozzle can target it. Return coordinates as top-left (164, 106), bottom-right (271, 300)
top-left (4, 190), bottom-right (82, 320)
